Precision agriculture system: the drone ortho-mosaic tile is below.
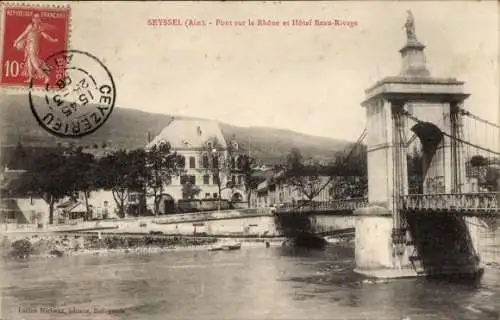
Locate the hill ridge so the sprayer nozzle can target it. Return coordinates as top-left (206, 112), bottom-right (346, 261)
top-left (0, 94), bottom-right (350, 165)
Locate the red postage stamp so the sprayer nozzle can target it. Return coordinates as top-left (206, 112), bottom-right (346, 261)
top-left (0, 3), bottom-right (70, 89)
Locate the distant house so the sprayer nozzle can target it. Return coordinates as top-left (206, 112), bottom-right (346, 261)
top-left (56, 189), bottom-right (120, 223)
top-left (56, 199), bottom-right (87, 224)
top-left (145, 119), bottom-right (247, 213)
top-left (252, 171), bottom-right (333, 208)
top-left (251, 170), bottom-right (367, 208)
top-left (0, 166), bottom-right (50, 225)
top-left (0, 198), bottom-right (29, 224)
top-left (0, 197), bottom-right (50, 225)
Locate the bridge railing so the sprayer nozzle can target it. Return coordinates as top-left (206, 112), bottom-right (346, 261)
top-left (401, 192), bottom-right (499, 213)
top-left (275, 198), bottom-right (368, 213)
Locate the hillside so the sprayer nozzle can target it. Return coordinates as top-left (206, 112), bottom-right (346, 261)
top-left (0, 94), bottom-right (352, 165)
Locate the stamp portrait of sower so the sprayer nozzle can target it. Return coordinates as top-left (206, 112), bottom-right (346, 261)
top-left (13, 12), bottom-right (59, 84)
top-left (0, 4), bottom-right (69, 88)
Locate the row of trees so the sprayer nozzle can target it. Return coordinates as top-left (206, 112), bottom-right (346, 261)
top-left (10, 142), bottom-right (186, 224)
top-left (9, 139), bottom-right (261, 224)
top-left (279, 145), bottom-right (368, 206)
top-left (469, 155), bottom-right (499, 191)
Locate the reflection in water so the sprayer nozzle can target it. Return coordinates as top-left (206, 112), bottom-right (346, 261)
top-left (0, 229), bottom-right (498, 320)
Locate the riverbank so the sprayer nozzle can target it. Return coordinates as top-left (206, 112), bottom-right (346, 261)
top-left (2, 229), bottom-right (498, 320)
top-left (0, 233), bottom-right (290, 260)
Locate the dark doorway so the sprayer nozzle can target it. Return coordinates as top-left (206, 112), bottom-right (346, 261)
top-left (157, 194), bottom-right (175, 215)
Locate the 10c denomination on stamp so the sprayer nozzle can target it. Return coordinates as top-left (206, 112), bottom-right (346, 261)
top-left (29, 50), bottom-right (116, 138)
top-left (0, 3), bottom-right (70, 88)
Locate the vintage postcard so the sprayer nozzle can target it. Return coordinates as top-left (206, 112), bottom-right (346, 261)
top-left (0, 1), bottom-right (498, 319)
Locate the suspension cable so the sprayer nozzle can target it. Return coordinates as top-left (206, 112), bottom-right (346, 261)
top-left (343, 128), bottom-right (367, 162)
top-left (400, 109), bottom-right (500, 157)
top-left (458, 108), bottom-right (500, 130)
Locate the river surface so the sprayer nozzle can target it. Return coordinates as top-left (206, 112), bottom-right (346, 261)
top-left (1, 229), bottom-right (499, 320)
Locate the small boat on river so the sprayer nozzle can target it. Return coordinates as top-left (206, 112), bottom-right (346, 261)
top-left (221, 242), bottom-right (241, 250)
top-left (208, 245), bottom-right (223, 251)
top-left (208, 241), bottom-right (241, 251)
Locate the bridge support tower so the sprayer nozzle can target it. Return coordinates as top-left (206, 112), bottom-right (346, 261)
top-left (354, 17), bottom-right (481, 278)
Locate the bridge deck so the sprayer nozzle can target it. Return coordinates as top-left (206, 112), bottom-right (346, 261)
top-left (272, 193), bottom-right (499, 216)
top-left (401, 193), bottom-right (499, 216)
top-left (274, 198), bottom-right (368, 214)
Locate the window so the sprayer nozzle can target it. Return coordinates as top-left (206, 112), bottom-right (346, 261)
top-left (231, 157), bottom-right (236, 169)
top-left (205, 193), bottom-right (211, 198)
top-left (180, 175), bottom-right (196, 185)
top-left (189, 156), bottom-right (196, 169)
top-left (180, 175), bottom-right (187, 185)
top-left (212, 156), bottom-right (219, 168)
top-left (213, 174), bottom-right (219, 185)
top-left (213, 193), bottom-right (218, 199)
top-left (231, 175), bottom-right (236, 185)
top-left (203, 175), bottom-right (210, 185)
top-left (202, 155), bottom-right (209, 168)
top-left (238, 175), bottom-right (243, 185)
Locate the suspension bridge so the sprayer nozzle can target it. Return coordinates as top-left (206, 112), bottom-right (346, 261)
top-left (277, 13), bottom-right (499, 279)
top-left (277, 104), bottom-right (500, 216)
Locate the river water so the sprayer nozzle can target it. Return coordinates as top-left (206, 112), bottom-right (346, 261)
top-left (1, 230), bottom-right (498, 320)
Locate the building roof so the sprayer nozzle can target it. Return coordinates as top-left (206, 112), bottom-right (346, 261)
top-left (57, 200), bottom-right (87, 213)
top-left (0, 198), bottom-right (29, 223)
top-left (146, 119), bottom-right (228, 150)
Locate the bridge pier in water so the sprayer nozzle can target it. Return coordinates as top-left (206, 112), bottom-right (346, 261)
top-left (354, 19), bottom-right (483, 279)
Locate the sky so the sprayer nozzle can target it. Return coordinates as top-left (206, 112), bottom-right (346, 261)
top-left (3, 1), bottom-right (499, 143)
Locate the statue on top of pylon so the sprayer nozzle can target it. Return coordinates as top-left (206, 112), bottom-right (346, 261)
top-left (404, 10), bottom-right (417, 41)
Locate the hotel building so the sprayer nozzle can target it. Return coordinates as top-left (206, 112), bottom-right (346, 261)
top-left (145, 119), bottom-right (247, 213)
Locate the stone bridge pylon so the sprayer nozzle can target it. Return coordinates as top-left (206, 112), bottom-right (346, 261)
top-left (353, 12), bottom-right (483, 279)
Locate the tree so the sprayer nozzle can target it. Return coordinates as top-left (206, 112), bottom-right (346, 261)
top-left (325, 144), bottom-right (368, 200)
top-left (283, 149), bottom-right (333, 207)
top-left (201, 137), bottom-right (231, 211)
top-left (13, 152), bottom-right (75, 224)
top-left (238, 154), bottom-right (260, 207)
top-left (285, 148), bottom-right (304, 172)
top-left (8, 141), bottom-right (28, 170)
top-left (97, 149), bottom-right (147, 218)
top-left (66, 150), bottom-right (97, 221)
top-left (470, 155), bottom-right (488, 167)
top-left (181, 181), bottom-right (201, 200)
top-left (480, 166), bottom-right (500, 192)
top-left (145, 142), bottom-right (185, 214)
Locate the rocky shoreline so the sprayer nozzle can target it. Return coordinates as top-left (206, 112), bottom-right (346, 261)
top-left (1, 233), bottom-right (218, 259)
top-left (1, 233), bottom-right (287, 260)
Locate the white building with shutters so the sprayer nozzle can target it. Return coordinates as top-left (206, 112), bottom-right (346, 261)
top-left (145, 119), bottom-right (247, 213)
